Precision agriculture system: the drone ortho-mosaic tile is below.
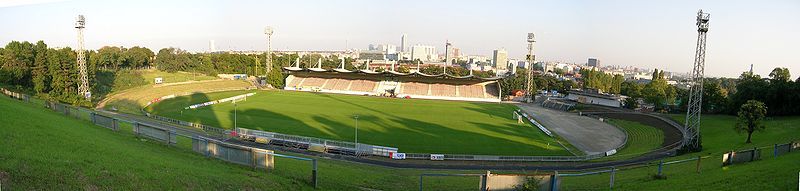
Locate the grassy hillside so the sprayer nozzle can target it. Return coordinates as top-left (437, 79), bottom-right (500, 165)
top-left (671, 114), bottom-right (800, 155)
top-left (596, 119), bottom-right (664, 161)
top-left (100, 79), bottom-right (251, 114)
top-left (560, 114), bottom-right (800, 190)
top-left (1, 93), bottom-right (799, 190)
top-left (95, 69), bottom-right (218, 101)
top-left (0, 93), bottom-right (482, 190)
top-left (148, 90), bottom-right (569, 156)
top-left (139, 70), bottom-right (217, 85)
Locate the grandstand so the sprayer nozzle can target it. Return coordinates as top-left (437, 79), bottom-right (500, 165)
top-left (283, 67), bottom-right (503, 102)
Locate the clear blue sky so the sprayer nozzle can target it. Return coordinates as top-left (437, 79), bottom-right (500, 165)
top-left (1, 0), bottom-right (798, 78)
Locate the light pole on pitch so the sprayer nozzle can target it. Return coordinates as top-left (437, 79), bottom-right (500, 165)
top-left (353, 115), bottom-right (359, 147)
top-left (233, 99), bottom-right (238, 129)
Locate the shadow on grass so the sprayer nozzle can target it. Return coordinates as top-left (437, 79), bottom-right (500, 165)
top-left (151, 91), bottom-right (569, 155)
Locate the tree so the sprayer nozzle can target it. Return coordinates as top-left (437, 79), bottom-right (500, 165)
top-left (499, 68), bottom-right (528, 96)
top-left (621, 81), bottom-right (643, 109)
top-left (765, 67), bottom-right (793, 115)
top-left (641, 69), bottom-right (675, 111)
top-left (396, 65), bottom-right (410, 73)
top-left (701, 81), bottom-right (727, 113)
top-left (419, 65), bottom-right (443, 74)
top-left (445, 66), bottom-right (468, 76)
top-left (1, 41), bottom-right (35, 85)
top-left (31, 41), bottom-right (50, 94)
top-left (125, 46), bottom-right (154, 69)
top-left (729, 71), bottom-right (768, 114)
top-left (734, 100), bottom-right (767, 143)
top-left (265, 68), bottom-right (285, 88)
top-left (768, 67), bottom-right (791, 82)
top-left (95, 46), bottom-right (126, 70)
top-left (579, 68), bottom-right (622, 93)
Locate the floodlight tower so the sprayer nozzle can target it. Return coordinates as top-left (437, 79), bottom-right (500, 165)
top-left (264, 26), bottom-right (274, 76)
top-left (75, 15), bottom-right (90, 100)
top-left (444, 40), bottom-right (451, 74)
top-left (683, 10), bottom-right (711, 151)
top-left (525, 33), bottom-right (536, 103)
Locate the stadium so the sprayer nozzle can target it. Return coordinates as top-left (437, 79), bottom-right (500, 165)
top-left (2, 1), bottom-right (799, 190)
top-left (140, 62), bottom-right (687, 166)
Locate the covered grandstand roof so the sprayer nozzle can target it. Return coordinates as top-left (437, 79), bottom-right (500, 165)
top-left (283, 67), bottom-right (507, 81)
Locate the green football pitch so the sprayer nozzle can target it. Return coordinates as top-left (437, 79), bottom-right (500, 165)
top-left (148, 90), bottom-right (571, 156)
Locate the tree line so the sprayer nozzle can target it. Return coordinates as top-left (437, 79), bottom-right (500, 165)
top-left (1, 41), bottom-right (96, 105)
top-left (690, 68), bottom-right (800, 116)
top-left (0, 41), bottom-right (350, 104)
top-left (4, 40), bottom-right (797, 115)
top-left (499, 68), bottom-right (576, 96)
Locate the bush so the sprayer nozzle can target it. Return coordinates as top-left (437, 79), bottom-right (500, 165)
top-left (266, 69), bottom-right (286, 88)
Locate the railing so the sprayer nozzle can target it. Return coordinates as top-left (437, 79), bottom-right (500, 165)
top-left (1, 89), bottom-right (322, 188)
top-left (144, 113), bottom-right (229, 136)
top-left (515, 109), bottom-right (553, 137)
top-left (236, 128), bottom-right (398, 157)
top-left (404, 153), bottom-right (607, 162)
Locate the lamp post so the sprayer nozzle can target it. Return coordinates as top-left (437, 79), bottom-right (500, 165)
top-left (353, 115), bottom-right (359, 146)
top-left (233, 99), bottom-right (238, 129)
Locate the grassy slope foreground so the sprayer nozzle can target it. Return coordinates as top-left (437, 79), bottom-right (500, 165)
top-left (561, 114), bottom-right (800, 190)
top-left (149, 90), bottom-right (568, 156)
top-left (596, 119), bottom-right (664, 161)
top-left (1, 94), bottom-right (798, 190)
top-left (0, 95), bottom-right (482, 190)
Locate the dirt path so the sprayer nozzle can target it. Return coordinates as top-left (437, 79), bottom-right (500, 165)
top-left (516, 103), bottom-right (627, 155)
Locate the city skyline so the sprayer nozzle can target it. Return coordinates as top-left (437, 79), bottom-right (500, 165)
top-left (1, 0), bottom-right (798, 78)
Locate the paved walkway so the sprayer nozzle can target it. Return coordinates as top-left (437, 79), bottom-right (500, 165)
top-left (517, 103), bottom-right (626, 155)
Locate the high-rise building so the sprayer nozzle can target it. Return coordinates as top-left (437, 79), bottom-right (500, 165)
top-left (376, 44), bottom-right (397, 55)
top-left (444, 41), bottom-right (452, 63)
top-left (588, 58), bottom-right (600, 67)
top-left (400, 34), bottom-right (407, 52)
top-left (411, 45), bottom-right (436, 62)
top-left (492, 49), bottom-right (508, 70)
top-left (208, 40), bottom-right (217, 52)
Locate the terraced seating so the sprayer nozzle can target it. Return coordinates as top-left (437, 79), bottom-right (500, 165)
top-left (485, 84), bottom-right (499, 98)
top-left (301, 77), bottom-right (326, 87)
top-left (401, 82), bottom-right (429, 95)
top-left (324, 78), bottom-right (351, 91)
top-left (350, 80), bottom-right (377, 92)
top-left (431, 84), bottom-right (456, 97)
top-left (287, 76), bottom-right (304, 87)
top-left (460, 85), bottom-right (485, 98)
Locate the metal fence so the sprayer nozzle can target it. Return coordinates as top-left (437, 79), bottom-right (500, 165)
top-left (554, 141), bottom-right (798, 191)
top-left (193, 135), bottom-right (274, 168)
top-left (147, 108), bottom-right (630, 162)
top-left (133, 122), bottom-right (178, 144)
top-left (91, 112), bottom-right (119, 131)
top-left (0, 88), bottom-right (30, 102)
top-left (1, 89), bottom-right (325, 189)
top-left (403, 153), bottom-right (607, 162)
top-left (236, 128), bottom-right (398, 157)
top-left (145, 113), bottom-right (230, 137)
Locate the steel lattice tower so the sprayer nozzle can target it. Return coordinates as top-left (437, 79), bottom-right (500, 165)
top-left (75, 15), bottom-right (90, 100)
top-left (264, 27), bottom-right (274, 76)
top-left (525, 33), bottom-right (536, 103)
top-left (683, 10), bottom-right (710, 151)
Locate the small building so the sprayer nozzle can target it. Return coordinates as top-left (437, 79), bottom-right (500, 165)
top-left (566, 89), bottom-right (626, 108)
top-left (154, 77), bottom-right (164, 84)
